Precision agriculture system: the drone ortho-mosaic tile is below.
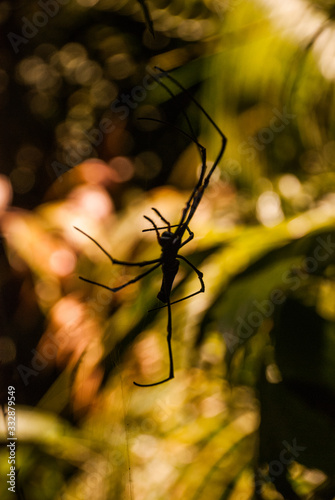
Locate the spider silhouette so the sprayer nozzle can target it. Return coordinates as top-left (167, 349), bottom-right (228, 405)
top-left (75, 67), bottom-right (227, 387)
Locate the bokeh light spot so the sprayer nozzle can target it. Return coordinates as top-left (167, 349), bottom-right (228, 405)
top-left (16, 145), bottom-right (43, 168)
top-left (0, 336), bottom-right (16, 364)
top-left (256, 191), bottom-right (284, 227)
top-left (135, 151), bottom-right (162, 179)
top-left (105, 53), bottom-right (135, 80)
top-left (109, 156), bottom-right (134, 182)
top-left (278, 174), bottom-right (301, 198)
top-left (9, 167), bottom-right (35, 194)
top-left (70, 185), bottom-right (113, 219)
top-left (75, 60), bottom-right (102, 85)
top-left (49, 248), bottom-right (76, 277)
top-left (135, 105), bottom-right (161, 131)
top-left (35, 278), bottom-right (61, 305)
top-left (0, 174), bottom-right (13, 213)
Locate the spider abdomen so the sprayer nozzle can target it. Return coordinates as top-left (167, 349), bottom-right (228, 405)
top-left (157, 259), bottom-right (180, 303)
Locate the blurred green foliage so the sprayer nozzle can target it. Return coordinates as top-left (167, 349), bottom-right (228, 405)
top-left (1, 0), bottom-right (335, 499)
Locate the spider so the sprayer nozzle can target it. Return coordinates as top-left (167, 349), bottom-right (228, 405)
top-left (75, 67), bottom-right (227, 387)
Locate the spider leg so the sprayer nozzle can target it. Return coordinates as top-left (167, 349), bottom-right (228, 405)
top-left (134, 281), bottom-right (174, 387)
top-left (143, 224), bottom-right (179, 233)
top-left (138, 70), bottom-right (207, 232)
top-left (143, 216), bottom-right (160, 242)
top-left (151, 207), bottom-right (171, 231)
top-left (155, 67), bottom-right (227, 230)
top-left (75, 227), bottom-right (160, 267)
top-left (179, 225), bottom-right (194, 247)
top-left (155, 67), bottom-right (226, 147)
top-left (142, 72), bottom-right (203, 163)
top-left (138, 112), bottom-right (207, 239)
top-left (79, 262), bottom-right (161, 292)
top-left (149, 254), bottom-right (204, 311)
top-left (137, 0), bottom-right (155, 38)
top-left (180, 122), bottom-right (226, 230)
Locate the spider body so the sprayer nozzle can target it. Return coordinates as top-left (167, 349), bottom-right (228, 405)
top-left (75, 67), bottom-right (227, 387)
top-left (157, 231), bottom-right (180, 303)
top-left (159, 230), bottom-right (180, 254)
top-left (144, 211), bottom-right (198, 309)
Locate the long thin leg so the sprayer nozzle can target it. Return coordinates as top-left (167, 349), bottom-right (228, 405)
top-left (143, 216), bottom-right (160, 242)
top-left (179, 225), bottom-right (194, 247)
top-left (143, 224), bottom-right (179, 233)
top-left (137, 0), bottom-right (154, 37)
top-left (149, 255), bottom-right (204, 311)
top-left (79, 262), bottom-right (161, 292)
top-left (151, 207), bottom-right (171, 231)
top-left (138, 74), bottom-right (208, 233)
top-left (143, 72), bottom-right (204, 165)
top-left (134, 284), bottom-right (174, 387)
top-left (138, 111), bottom-right (207, 241)
top-left (75, 227), bottom-right (160, 267)
top-left (155, 67), bottom-right (227, 230)
top-left (155, 67), bottom-right (226, 150)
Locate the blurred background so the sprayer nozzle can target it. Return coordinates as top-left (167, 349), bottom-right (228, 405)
top-left (1, 0), bottom-right (335, 498)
